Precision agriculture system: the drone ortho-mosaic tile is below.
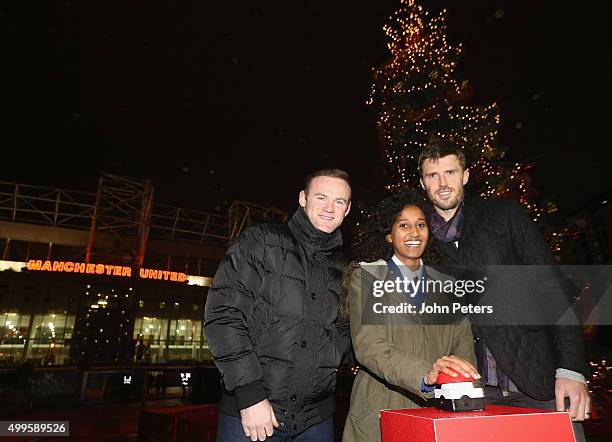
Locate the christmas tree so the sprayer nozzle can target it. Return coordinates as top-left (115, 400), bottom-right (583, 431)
top-left (369, 0), bottom-right (543, 221)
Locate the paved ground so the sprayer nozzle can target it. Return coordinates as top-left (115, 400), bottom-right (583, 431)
top-left (3, 398), bottom-right (189, 442)
top-left (2, 395), bottom-right (610, 441)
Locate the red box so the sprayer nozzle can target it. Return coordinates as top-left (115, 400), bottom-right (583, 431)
top-left (380, 405), bottom-right (575, 442)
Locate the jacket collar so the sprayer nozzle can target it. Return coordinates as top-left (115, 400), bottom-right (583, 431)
top-left (288, 208), bottom-right (343, 254)
top-left (360, 260), bottom-right (450, 308)
top-left (387, 257), bottom-right (425, 281)
top-left (361, 259), bottom-right (446, 282)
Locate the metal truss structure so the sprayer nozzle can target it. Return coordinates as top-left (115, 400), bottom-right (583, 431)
top-left (228, 201), bottom-right (288, 242)
top-left (0, 176), bottom-right (286, 270)
top-left (86, 174), bottom-right (154, 267)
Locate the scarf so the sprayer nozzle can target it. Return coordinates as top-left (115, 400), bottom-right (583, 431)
top-left (430, 200), bottom-right (464, 244)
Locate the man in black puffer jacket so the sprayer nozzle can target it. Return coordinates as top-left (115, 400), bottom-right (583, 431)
top-left (418, 140), bottom-right (590, 441)
top-left (205, 169), bottom-right (352, 441)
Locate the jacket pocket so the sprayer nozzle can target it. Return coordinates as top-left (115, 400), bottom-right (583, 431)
top-left (259, 355), bottom-right (293, 367)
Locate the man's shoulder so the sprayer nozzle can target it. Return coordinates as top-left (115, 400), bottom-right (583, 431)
top-left (358, 259), bottom-right (388, 281)
top-left (466, 193), bottom-right (514, 209)
top-left (460, 195), bottom-right (522, 242)
top-left (232, 223), bottom-right (294, 256)
top-left (465, 194), bottom-right (520, 219)
top-left (241, 222), bottom-right (292, 241)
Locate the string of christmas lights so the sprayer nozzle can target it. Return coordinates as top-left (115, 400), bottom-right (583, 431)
top-left (369, 0), bottom-right (544, 221)
top-left (365, 0), bottom-right (579, 255)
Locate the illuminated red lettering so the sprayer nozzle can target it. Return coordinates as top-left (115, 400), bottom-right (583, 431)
top-left (52, 261), bottom-right (65, 272)
top-left (28, 260), bottom-right (42, 270)
top-left (27, 259), bottom-right (186, 282)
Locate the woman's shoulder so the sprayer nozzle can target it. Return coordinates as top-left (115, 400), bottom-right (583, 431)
top-left (356, 259), bottom-right (388, 281)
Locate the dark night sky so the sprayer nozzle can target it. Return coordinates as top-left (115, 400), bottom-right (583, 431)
top-left (1, 0), bottom-right (610, 216)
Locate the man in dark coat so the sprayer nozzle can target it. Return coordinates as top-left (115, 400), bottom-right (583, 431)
top-left (417, 140), bottom-right (590, 440)
top-left (205, 169), bottom-right (352, 441)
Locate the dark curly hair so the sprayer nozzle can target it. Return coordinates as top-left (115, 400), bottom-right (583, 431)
top-left (339, 188), bottom-right (443, 319)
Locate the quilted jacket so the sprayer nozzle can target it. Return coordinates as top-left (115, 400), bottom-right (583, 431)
top-left (435, 193), bottom-right (587, 400)
top-left (204, 208), bottom-right (350, 435)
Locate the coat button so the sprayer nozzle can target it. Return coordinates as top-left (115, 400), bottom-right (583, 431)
top-left (301, 340), bottom-right (307, 348)
top-left (290, 394), bottom-right (296, 401)
top-left (293, 424), bottom-right (297, 431)
top-left (473, 337), bottom-right (481, 343)
top-left (311, 293), bottom-right (316, 300)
